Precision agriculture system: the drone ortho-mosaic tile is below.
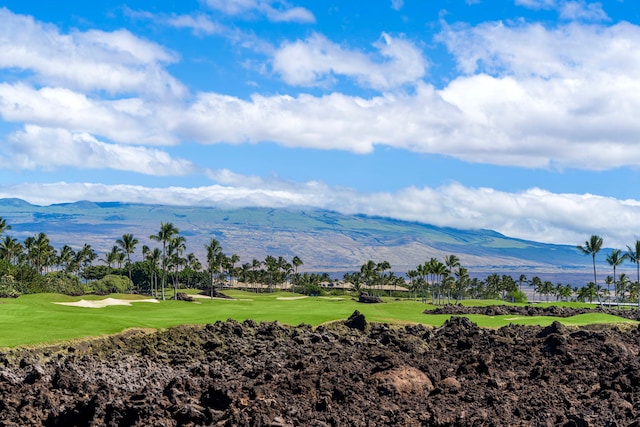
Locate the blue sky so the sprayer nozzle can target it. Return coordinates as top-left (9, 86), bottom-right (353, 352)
top-left (1, 0), bottom-right (640, 248)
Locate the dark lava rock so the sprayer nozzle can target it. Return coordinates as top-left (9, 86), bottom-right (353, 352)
top-left (1, 316), bottom-right (640, 426)
top-left (423, 303), bottom-right (640, 321)
top-left (344, 310), bottom-right (367, 331)
top-left (199, 288), bottom-right (233, 299)
top-left (174, 292), bottom-right (194, 302)
top-left (358, 292), bottom-right (383, 303)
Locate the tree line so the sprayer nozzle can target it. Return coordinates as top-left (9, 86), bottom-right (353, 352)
top-left (2, 216), bottom-right (639, 306)
top-left (577, 235), bottom-right (640, 307)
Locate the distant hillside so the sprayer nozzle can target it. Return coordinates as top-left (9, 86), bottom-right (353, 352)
top-left (0, 198), bottom-right (598, 273)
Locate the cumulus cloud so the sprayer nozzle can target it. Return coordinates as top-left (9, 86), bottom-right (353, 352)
top-left (2, 179), bottom-right (639, 248)
top-left (204, 0), bottom-right (315, 23)
top-left (0, 83), bottom-right (178, 145)
top-left (0, 8), bottom-right (184, 97)
top-left (272, 33), bottom-right (427, 90)
top-left (0, 125), bottom-right (195, 176)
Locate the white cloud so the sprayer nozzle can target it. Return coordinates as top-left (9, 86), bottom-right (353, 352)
top-left (0, 8), bottom-right (184, 97)
top-left (164, 13), bottom-right (222, 35)
top-left (516, 0), bottom-right (609, 21)
top-left (391, 0), bottom-right (404, 11)
top-left (0, 83), bottom-right (178, 145)
top-left (2, 8), bottom-right (640, 176)
top-left (204, 0), bottom-right (315, 23)
top-left (124, 7), bottom-right (223, 36)
top-left (559, 1), bottom-right (608, 22)
top-left (0, 125), bottom-right (195, 176)
top-left (272, 33), bottom-right (427, 90)
top-left (515, 0), bottom-right (558, 9)
top-left (2, 179), bottom-right (640, 248)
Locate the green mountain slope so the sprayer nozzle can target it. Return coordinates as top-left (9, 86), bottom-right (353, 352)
top-left (0, 198), bottom-right (592, 272)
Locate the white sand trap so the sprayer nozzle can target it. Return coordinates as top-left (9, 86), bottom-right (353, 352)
top-left (277, 296), bottom-right (309, 300)
top-left (54, 297), bottom-right (159, 308)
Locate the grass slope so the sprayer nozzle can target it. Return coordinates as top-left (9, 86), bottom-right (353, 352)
top-left (0, 291), bottom-right (636, 348)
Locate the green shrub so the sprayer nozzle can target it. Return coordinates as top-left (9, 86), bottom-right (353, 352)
top-left (42, 272), bottom-right (84, 296)
top-left (0, 275), bottom-right (21, 298)
top-left (90, 274), bottom-right (132, 295)
top-left (507, 289), bottom-right (528, 304)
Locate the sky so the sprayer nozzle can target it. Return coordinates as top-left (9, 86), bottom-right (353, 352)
top-left (1, 0), bottom-right (640, 248)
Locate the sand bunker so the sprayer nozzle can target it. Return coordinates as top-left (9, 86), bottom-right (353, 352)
top-left (276, 296), bottom-right (309, 300)
top-left (54, 298), bottom-right (159, 308)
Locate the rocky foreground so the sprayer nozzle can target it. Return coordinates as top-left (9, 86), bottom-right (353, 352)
top-left (1, 312), bottom-right (640, 426)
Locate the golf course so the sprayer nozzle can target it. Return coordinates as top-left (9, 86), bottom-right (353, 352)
top-left (1, 289), bottom-right (637, 348)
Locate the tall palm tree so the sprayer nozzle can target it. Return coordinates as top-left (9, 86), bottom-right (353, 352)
top-left (0, 236), bottom-right (21, 265)
top-left (264, 255), bottom-right (278, 292)
top-left (58, 245), bottom-right (75, 272)
top-left (518, 274), bottom-right (527, 292)
top-left (577, 235), bottom-right (604, 304)
top-left (454, 266), bottom-right (469, 303)
top-left (292, 256), bottom-right (303, 289)
top-left (78, 244), bottom-right (97, 282)
top-left (626, 240), bottom-right (640, 310)
top-left (205, 238), bottom-right (223, 298)
top-left (116, 233), bottom-right (139, 292)
top-left (168, 235), bottom-right (186, 299)
top-left (101, 245), bottom-right (122, 271)
top-left (145, 247), bottom-right (162, 297)
top-left (228, 253), bottom-right (240, 287)
top-left (150, 222), bottom-right (179, 301)
top-left (606, 249), bottom-right (626, 305)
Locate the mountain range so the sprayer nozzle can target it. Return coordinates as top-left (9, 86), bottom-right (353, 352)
top-left (0, 198), bottom-right (611, 281)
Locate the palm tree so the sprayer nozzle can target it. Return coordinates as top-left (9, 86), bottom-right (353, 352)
top-left (58, 245), bottom-right (75, 272)
top-left (264, 255), bottom-right (278, 292)
top-left (360, 260), bottom-right (377, 294)
top-left (518, 274), bottom-right (527, 292)
top-left (101, 245), bottom-right (122, 271)
top-left (78, 244), bottom-right (97, 281)
top-left (444, 254), bottom-right (460, 302)
top-left (168, 235), bottom-right (186, 299)
top-left (606, 249), bottom-right (626, 305)
top-left (617, 273), bottom-right (630, 306)
top-left (577, 235), bottom-right (604, 304)
top-left (626, 240), bottom-right (640, 309)
top-left (0, 217), bottom-right (11, 237)
top-left (116, 233), bottom-right (139, 292)
top-left (227, 253), bottom-right (240, 287)
top-left (376, 260), bottom-right (391, 296)
top-left (205, 238), bottom-right (223, 298)
top-left (145, 247), bottom-right (162, 297)
top-left (454, 266), bottom-right (469, 303)
top-left (149, 222), bottom-right (179, 301)
top-left (0, 236), bottom-right (22, 265)
top-left (444, 254), bottom-right (460, 273)
top-left (292, 256), bottom-right (303, 289)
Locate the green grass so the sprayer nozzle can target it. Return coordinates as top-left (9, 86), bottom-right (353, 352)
top-left (0, 291), bottom-right (637, 348)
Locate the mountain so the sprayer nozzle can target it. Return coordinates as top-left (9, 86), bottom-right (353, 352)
top-left (0, 198), bottom-right (599, 274)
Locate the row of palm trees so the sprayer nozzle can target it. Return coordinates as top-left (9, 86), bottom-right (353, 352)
top-left (5, 215), bottom-right (640, 306)
top-left (0, 217), bottom-right (308, 300)
top-left (577, 235), bottom-right (640, 306)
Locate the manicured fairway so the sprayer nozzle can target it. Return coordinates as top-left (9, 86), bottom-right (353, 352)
top-left (0, 291), bottom-right (637, 348)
